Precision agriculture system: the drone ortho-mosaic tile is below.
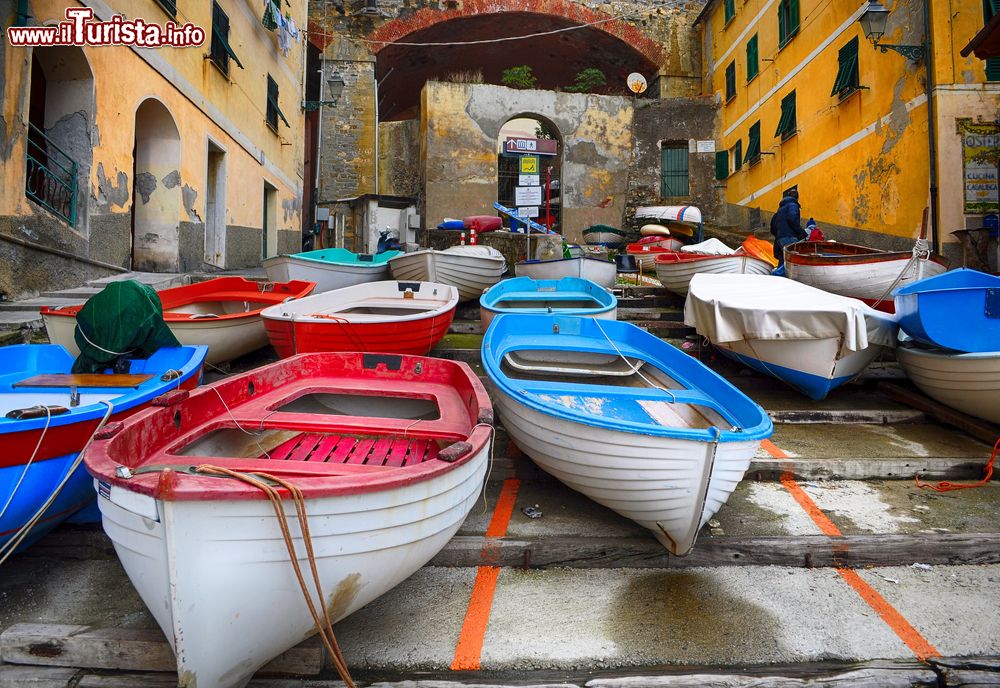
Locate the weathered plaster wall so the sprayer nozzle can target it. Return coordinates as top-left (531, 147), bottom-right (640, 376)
top-left (629, 96), bottom-right (725, 225)
top-left (422, 81), bottom-right (634, 244)
top-left (378, 119), bottom-right (422, 200)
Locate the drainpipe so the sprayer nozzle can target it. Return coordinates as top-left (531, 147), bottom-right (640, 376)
top-left (924, 0), bottom-right (941, 254)
top-left (373, 64), bottom-right (379, 196)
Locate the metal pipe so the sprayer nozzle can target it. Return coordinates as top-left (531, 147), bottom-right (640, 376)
top-left (923, 0), bottom-right (941, 254)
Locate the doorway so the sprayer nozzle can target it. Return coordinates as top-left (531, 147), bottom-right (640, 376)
top-left (262, 182), bottom-right (278, 259)
top-left (131, 99), bottom-right (181, 271)
top-left (497, 116), bottom-right (562, 232)
top-left (205, 142), bottom-right (227, 268)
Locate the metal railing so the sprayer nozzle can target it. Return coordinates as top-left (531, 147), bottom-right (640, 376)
top-left (25, 122), bottom-right (78, 227)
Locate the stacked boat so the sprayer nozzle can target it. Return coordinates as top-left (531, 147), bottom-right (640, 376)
top-left (389, 245), bottom-right (506, 301)
top-left (685, 274), bottom-right (898, 400)
top-left (0, 343), bottom-right (206, 554)
top-left (482, 314), bottom-right (772, 556)
top-left (480, 277), bottom-right (617, 331)
top-left (892, 269), bottom-right (1000, 424)
top-left (582, 224), bottom-right (627, 248)
top-left (263, 247), bottom-right (401, 293)
top-left (654, 238), bottom-right (774, 296)
top-left (261, 281), bottom-right (458, 357)
top-left (42, 277), bottom-right (315, 365)
top-left (514, 254), bottom-right (617, 288)
top-left (85, 352), bottom-right (492, 688)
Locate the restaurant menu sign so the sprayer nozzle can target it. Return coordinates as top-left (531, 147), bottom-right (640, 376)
top-left (959, 119), bottom-right (999, 214)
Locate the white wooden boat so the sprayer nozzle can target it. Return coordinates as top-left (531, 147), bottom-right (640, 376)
top-left (482, 315), bottom-right (772, 556)
top-left (514, 257), bottom-right (617, 288)
top-left (784, 241), bottom-right (949, 313)
top-left (685, 274), bottom-right (898, 400)
top-left (654, 249), bottom-right (773, 296)
top-left (263, 248), bottom-right (400, 293)
top-left (634, 206), bottom-right (704, 242)
top-left (86, 352), bottom-right (492, 688)
top-left (388, 245), bottom-right (505, 301)
top-left (896, 341), bottom-right (1000, 424)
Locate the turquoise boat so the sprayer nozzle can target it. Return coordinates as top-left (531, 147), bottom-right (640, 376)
top-left (263, 248), bottom-right (401, 293)
top-left (479, 277), bottom-right (617, 331)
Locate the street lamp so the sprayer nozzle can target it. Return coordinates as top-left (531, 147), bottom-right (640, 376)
top-left (303, 72), bottom-right (346, 111)
top-left (858, 1), bottom-right (926, 60)
top-left (857, 1), bottom-right (939, 253)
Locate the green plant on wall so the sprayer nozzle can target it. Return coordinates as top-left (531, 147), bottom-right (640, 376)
top-left (501, 65), bottom-right (537, 89)
top-left (564, 68), bottom-right (607, 93)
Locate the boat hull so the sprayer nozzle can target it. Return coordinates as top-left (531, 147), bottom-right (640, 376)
top-left (583, 230), bottom-right (626, 247)
top-left (389, 249), bottom-right (505, 301)
top-left (654, 253), bottom-right (773, 296)
top-left (893, 269), bottom-right (1000, 352)
top-left (263, 255), bottom-right (390, 293)
top-left (514, 258), bottom-right (617, 288)
top-left (492, 388), bottom-right (759, 555)
top-left (896, 345), bottom-right (1000, 423)
top-left (263, 311), bottom-right (454, 357)
top-left (97, 445), bottom-right (487, 688)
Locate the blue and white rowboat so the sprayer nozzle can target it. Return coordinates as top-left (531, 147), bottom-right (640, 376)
top-left (893, 268), bottom-right (1000, 353)
top-left (0, 344), bottom-right (206, 554)
top-left (482, 314), bottom-right (772, 555)
top-left (479, 277), bottom-right (617, 331)
top-left (685, 274), bottom-right (898, 400)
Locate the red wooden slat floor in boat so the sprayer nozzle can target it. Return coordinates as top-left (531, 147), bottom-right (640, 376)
top-left (265, 433), bottom-right (439, 466)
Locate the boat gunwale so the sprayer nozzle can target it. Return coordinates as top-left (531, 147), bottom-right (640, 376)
top-left (260, 280), bottom-right (458, 324)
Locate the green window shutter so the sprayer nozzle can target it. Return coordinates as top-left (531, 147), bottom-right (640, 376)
top-left (661, 146), bottom-right (690, 197)
top-left (210, 2), bottom-right (244, 73)
top-left (831, 37), bottom-right (860, 97)
top-left (724, 0), bottom-right (735, 23)
top-left (775, 91), bottom-right (796, 139)
top-left (725, 61), bottom-right (736, 101)
top-left (986, 0), bottom-right (997, 20)
top-left (734, 140), bottom-right (743, 171)
top-left (266, 75), bottom-right (289, 130)
top-left (745, 122), bottom-right (761, 164)
top-left (715, 150), bottom-right (730, 180)
top-left (778, 0), bottom-right (798, 47)
top-left (987, 58), bottom-right (1000, 82)
top-left (790, 0), bottom-right (800, 35)
top-left (747, 34), bottom-right (759, 81)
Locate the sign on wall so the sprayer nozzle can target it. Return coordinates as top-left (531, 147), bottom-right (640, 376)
top-left (519, 156), bottom-right (539, 174)
top-left (517, 206), bottom-right (540, 218)
top-left (515, 186), bottom-right (543, 206)
top-left (519, 174), bottom-right (540, 186)
top-left (507, 138), bottom-right (558, 156)
top-left (959, 119), bottom-right (999, 214)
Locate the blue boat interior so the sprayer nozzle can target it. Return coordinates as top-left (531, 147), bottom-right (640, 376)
top-left (483, 277), bottom-right (615, 314)
top-left (291, 248), bottom-right (401, 265)
top-left (483, 315), bottom-right (772, 441)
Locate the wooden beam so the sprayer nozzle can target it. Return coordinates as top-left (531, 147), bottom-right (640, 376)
top-left (430, 532), bottom-right (1000, 569)
top-left (0, 666), bottom-right (80, 688)
top-left (0, 624), bottom-right (322, 676)
top-left (879, 382), bottom-right (1000, 445)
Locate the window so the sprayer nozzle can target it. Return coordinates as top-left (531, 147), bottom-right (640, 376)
top-left (831, 37), bottom-right (860, 98)
top-left (715, 150), bottom-right (729, 180)
top-left (778, 0), bottom-right (799, 48)
top-left (733, 140), bottom-right (743, 172)
top-left (155, 0), bottom-right (177, 17)
top-left (775, 91), bottom-right (796, 140)
top-left (746, 34), bottom-right (759, 82)
top-left (266, 75), bottom-right (289, 131)
top-left (725, 61), bottom-right (736, 102)
top-left (210, 2), bottom-right (244, 76)
top-left (986, 0), bottom-right (1000, 81)
top-left (660, 144), bottom-right (689, 197)
top-left (745, 122), bottom-right (761, 166)
top-left (724, 0), bottom-right (735, 24)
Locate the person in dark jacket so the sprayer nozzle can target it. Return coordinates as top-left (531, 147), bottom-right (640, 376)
top-left (770, 189), bottom-right (807, 267)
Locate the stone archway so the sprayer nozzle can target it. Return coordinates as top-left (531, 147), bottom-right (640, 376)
top-left (131, 98), bottom-right (182, 271)
top-left (497, 115), bottom-right (563, 231)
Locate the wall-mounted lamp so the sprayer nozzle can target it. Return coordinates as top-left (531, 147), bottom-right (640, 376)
top-left (858, 1), bottom-right (926, 60)
top-left (303, 72), bottom-right (346, 111)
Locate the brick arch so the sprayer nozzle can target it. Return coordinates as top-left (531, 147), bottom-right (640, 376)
top-left (367, 0), bottom-right (666, 66)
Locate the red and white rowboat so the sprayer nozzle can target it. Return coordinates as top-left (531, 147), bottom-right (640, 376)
top-left (784, 241), bottom-right (949, 313)
top-left (626, 238), bottom-right (685, 272)
top-left (86, 352), bottom-right (492, 688)
top-left (42, 277), bottom-right (315, 365)
top-left (260, 280), bottom-right (458, 358)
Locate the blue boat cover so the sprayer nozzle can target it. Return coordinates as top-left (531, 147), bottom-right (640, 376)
top-left (482, 315), bottom-right (772, 442)
top-left (894, 268), bottom-right (1000, 353)
top-left (290, 248), bottom-right (401, 265)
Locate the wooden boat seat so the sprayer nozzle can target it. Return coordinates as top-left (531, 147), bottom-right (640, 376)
top-left (504, 352), bottom-right (644, 377)
top-left (14, 373), bottom-right (154, 389)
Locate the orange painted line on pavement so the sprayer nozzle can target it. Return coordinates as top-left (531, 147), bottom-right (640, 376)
top-left (450, 478), bottom-right (520, 671)
top-left (770, 441), bottom-right (940, 662)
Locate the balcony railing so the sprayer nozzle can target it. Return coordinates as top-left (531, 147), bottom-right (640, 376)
top-left (25, 122), bottom-right (79, 227)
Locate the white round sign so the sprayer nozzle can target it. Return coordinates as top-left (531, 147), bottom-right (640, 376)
top-left (627, 72), bottom-right (648, 94)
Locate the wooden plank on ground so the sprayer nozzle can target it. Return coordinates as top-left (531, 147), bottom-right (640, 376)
top-left (0, 624), bottom-right (323, 675)
top-left (747, 456), bottom-right (997, 481)
top-left (879, 381), bottom-right (1000, 444)
top-left (0, 666), bottom-right (80, 688)
top-left (429, 533), bottom-right (1000, 569)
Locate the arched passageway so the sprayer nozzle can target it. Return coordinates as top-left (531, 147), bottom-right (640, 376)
top-left (132, 99), bottom-right (182, 271)
top-left (497, 115), bottom-right (562, 231)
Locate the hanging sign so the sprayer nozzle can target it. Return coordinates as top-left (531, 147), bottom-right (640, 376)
top-left (507, 138), bottom-right (558, 156)
top-left (519, 174), bottom-right (540, 186)
top-left (515, 186), bottom-right (543, 206)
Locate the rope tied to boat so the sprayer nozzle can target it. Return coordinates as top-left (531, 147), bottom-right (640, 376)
top-left (305, 314), bottom-right (367, 352)
top-left (871, 237), bottom-right (931, 310)
top-left (915, 436), bottom-right (998, 492)
top-left (193, 464), bottom-right (357, 688)
top-left (593, 318), bottom-right (677, 403)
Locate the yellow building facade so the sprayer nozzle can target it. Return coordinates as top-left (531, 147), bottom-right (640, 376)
top-left (697, 0), bottom-right (1000, 260)
top-left (1, 0), bottom-right (306, 300)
